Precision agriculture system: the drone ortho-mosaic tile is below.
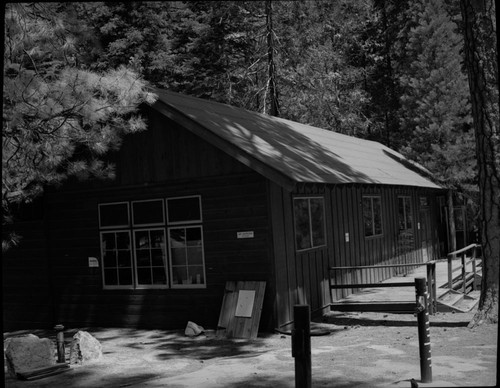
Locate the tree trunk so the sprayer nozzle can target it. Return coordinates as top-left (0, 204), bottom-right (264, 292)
top-left (447, 190), bottom-right (457, 254)
top-left (460, 0), bottom-right (499, 327)
top-left (265, 0), bottom-right (279, 117)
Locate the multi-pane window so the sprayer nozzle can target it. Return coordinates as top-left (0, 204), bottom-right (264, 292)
top-left (98, 196), bottom-right (205, 289)
top-left (293, 197), bottom-right (326, 251)
top-left (363, 196), bottom-right (383, 237)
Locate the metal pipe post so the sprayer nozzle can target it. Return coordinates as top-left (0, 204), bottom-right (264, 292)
top-left (292, 305), bottom-right (311, 388)
top-left (415, 278), bottom-right (432, 383)
top-left (54, 324), bottom-right (65, 363)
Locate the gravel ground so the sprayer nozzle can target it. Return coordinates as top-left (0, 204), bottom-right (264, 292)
top-left (4, 308), bottom-right (498, 387)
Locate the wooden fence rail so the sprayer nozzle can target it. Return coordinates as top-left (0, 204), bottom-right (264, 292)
top-left (446, 244), bottom-right (481, 294)
top-left (329, 261), bottom-right (437, 314)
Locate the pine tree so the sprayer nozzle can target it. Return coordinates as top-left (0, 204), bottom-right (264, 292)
top-left (2, 3), bottom-right (155, 250)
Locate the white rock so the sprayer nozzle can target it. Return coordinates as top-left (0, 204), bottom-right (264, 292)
top-left (4, 334), bottom-right (55, 377)
top-left (69, 331), bottom-right (103, 365)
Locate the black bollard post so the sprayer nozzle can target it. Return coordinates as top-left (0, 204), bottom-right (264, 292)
top-left (415, 277), bottom-right (432, 383)
top-left (54, 324), bottom-right (65, 363)
top-left (291, 305), bottom-right (311, 388)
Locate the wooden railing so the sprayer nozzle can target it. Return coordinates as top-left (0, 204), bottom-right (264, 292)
top-left (329, 261), bottom-right (437, 314)
top-left (446, 244), bottom-right (481, 294)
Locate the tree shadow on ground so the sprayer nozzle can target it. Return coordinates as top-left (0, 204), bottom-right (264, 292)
top-left (321, 312), bottom-right (470, 327)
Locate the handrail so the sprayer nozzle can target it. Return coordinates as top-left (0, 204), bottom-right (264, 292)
top-left (446, 244), bottom-right (481, 293)
top-left (328, 261), bottom-right (437, 314)
top-left (329, 261), bottom-right (436, 271)
top-left (447, 243), bottom-right (480, 257)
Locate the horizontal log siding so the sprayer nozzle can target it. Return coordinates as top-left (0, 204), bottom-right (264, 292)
top-left (45, 172), bottom-right (273, 330)
top-left (2, 220), bottom-right (53, 330)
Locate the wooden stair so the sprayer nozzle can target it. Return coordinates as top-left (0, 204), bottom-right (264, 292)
top-left (437, 289), bottom-right (480, 313)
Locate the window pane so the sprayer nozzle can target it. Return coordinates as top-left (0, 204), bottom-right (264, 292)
top-left (363, 197), bottom-right (373, 236)
top-left (152, 268), bottom-right (167, 284)
top-left (187, 247), bottom-right (203, 265)
top-left (137, 268), bottom-right (152, 284)
top-left (101, 233), bottom-right (116, 250)
top-left (103, 251), bottom-right (116, 268)
top-left (404, 198), bottom-right (412, 229)
top-left (188, 266), bottom-right (204, 285)
top-left (116, 232), bottom-right (130, 249)
top-left (186, 227), bottom-right (202, 246)
top-left (99, 203), bottom-right (129, 227)
top-left (294, 199), bottom-right (311, 250)
top-left (169, 228), bottom-right (186, 247)
top-left (135, 230), bottom-right (150, 249)
top-left (104, 269), bottom-right (118, 285)
top-left (310, 198), bottom-right (325, 246)
top-left (167, 197), bottom-right (201, 223)
top-left (171, 248), bottom-right (186, 266)
top-left (132, 200), bottom-right (164, 225)
top-left (172, 266), bottom-right (188, 285)
top-left (117, 250), bottom-right (132, 267)
top-left (373, 197), bottom-right (382, 235)
top-left (136, 249), bottom-right (150, 266)
top-left (151, 249), bottom-right (165, 266)
top-left (118, 268), bottom-right (133, 285)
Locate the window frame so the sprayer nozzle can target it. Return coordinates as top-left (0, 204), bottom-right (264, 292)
top-left (168, 225), bottom-right (207, 289)
top-left (398, 196), bottom-right (413, 231)
top-left (293, 196), bottom-right (327, 252)
top-left (363, 195), bottom-right (383, 238)
top-left (100, 230), bottom-right (134, 290)
top-left (132, 227), bottom-right (169, 289)
top-left (98, 196), bottom-right (206, 290)
top-left (131, 199), bottom-right (165, 227)
top-left (166, 195), bottom-right (202, 225)
top-left (98, 202), bottom-right (130, 230)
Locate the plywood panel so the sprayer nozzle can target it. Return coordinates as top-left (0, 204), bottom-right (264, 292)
top-left (216, 281), bottom-right (266, 339)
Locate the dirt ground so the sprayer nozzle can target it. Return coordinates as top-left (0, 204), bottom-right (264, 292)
top-left (3, 308), bottom-right (498, 388)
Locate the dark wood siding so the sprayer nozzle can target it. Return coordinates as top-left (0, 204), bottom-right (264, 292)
top-left (270, 182), bottom-right (444, 328)
top-left (3, 219), bottom-right (53, 330)
top-left (45, 172), bottom-right (273, 330)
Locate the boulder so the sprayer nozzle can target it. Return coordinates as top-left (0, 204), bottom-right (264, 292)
top-left (185, 321), bottom-right (204, 337)
top-left (69, 331), bottom-right (102, 365)
top-left (4, 334), bottom-right (56, 377)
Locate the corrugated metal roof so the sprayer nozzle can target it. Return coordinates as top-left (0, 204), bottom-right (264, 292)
top-left (153, 89), bottom-right (442, 189)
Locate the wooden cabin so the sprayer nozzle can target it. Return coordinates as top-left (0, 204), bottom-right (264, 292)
top-left (3, 90), bottom-right (447, 332)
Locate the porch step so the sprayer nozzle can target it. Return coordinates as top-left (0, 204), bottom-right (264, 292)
top-left (436, 289), bottom-right (480, 313)
top-left (330, 301), bottom-right (415, 314)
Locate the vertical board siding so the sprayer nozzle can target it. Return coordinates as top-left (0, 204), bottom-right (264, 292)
top-left (2, 220), bottom-right (53, 330)
top-left (44, 172), bottom-right (274, 330)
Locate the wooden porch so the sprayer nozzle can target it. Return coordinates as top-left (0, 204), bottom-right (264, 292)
top-left (330, 245), bottom-right (482, 314)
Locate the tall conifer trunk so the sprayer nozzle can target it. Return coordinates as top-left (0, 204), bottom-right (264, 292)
top-left (460, 0), bottom-right (499, 326)
top-left (265, 0), bottom-right (279, 117)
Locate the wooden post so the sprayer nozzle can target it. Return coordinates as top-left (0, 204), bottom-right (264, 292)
top-left (461, 253), bottom-right (466, 294)
top-left (292, 305), bottom-right (311, 388)
top-left (54, 324), bottom-right (65, 363)
top-left (415, 278), bottom-right (432, 383)
top-left (447, 253), bottom-right (453, 289)
top-left (471, 245), bottom-right (477, 290)
top-left (426, 262), bottom-right (436, 315)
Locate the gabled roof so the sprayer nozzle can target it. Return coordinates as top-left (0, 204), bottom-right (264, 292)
top-left (151, 89), bottom-right (442, 191)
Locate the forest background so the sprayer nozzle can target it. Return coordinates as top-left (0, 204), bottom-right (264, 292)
top-left (3, 0), bottom-right (481, 239)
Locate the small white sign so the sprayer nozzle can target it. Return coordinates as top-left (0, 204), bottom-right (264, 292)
top-left (345, 233), bottom-right (350, 242)
top-left (237, 231), bottom-right (254, 239)
top-left (88, 257), bottom-right (99, 268)
top-left (235, 290), bottom-right (256, 318)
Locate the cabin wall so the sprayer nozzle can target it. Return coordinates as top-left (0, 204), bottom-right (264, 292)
top-left (44, 172), bottom-right (273, 330)
top-left (3, 200), bottom-right (53, 330)
top-left (270, 182), bottom-right (444, 328)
